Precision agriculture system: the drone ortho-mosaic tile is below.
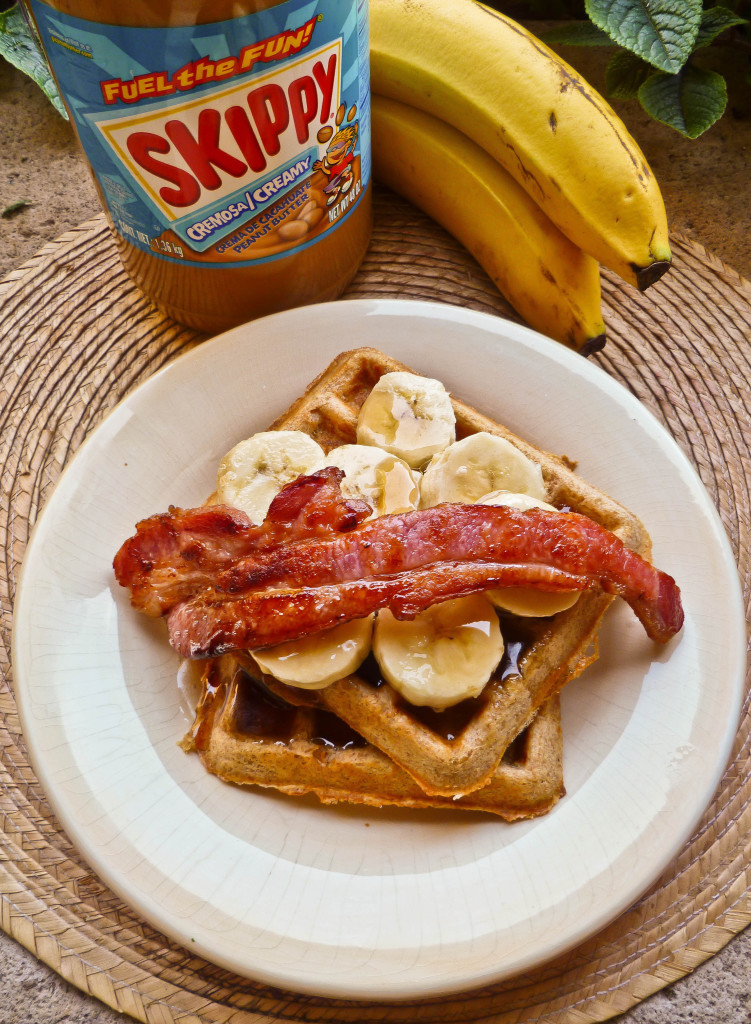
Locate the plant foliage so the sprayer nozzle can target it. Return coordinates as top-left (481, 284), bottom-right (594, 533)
top-left (0, 3), bottom-right (66, 117)
top-left (539, 1), bottom-right (750, 137)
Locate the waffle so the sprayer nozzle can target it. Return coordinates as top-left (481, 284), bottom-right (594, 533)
top-left (182, 655), bottom-right (565, 819)
top-left (244, 346), bottom-right (652, 797)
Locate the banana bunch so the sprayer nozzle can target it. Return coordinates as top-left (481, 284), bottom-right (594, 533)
top-left (372, 97), bottom-right (607, 352)
top-left (216, 372), bottom-right (579, 707)
top-left (370, 0), bottom-right (672, 351)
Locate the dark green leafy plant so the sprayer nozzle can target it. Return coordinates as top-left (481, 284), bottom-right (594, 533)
top-left (0, 2), bottom-right (66, 117)
top-left (539, 0), bottom-right (750, 137)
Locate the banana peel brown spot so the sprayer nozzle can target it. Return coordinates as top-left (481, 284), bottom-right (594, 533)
top-left (549, 111), bottom-right (558, 133)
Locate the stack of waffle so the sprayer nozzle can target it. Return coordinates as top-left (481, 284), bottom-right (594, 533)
top-left (181, 348), bottom-right (651, 820)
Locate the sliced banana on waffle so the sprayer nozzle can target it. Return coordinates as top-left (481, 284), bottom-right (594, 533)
top-left (251, 615), bottom-right (374, 689)
top-left (246, 441), bottom-right (417, 690)
top-left (321, 443), bottom-right (420, 516)
top-left (420, 431), bottom-right (547, 507)
top-left (217, 430), bottom-right (325, 524)
top-left (373, 594), bottom-right (504, 709)
top-left (479, 490), bottom-right (580, 617)
top-left (356, 371), bottom-right (456, 469)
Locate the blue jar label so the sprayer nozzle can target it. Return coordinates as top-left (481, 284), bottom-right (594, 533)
top-left (30, 0), bottom-right (370, 265)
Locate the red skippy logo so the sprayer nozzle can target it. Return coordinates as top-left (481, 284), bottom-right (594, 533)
top-left (97, 43), bottom-right (342, 216)
top-left (100, 18), bottom-right (318, 105)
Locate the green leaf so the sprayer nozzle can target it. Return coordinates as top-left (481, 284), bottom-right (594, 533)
top-left (605, 49), bottom-right (653, 98)
top-left (0, 3), bottom-right (67, 118)
top-left (694, 6), bottom-right (748, 49)
top-left (585, 0), bottom-right (702, 73)
top-left (638, 65), bottom-right (727, 138)
top-left (539, 20), bottom-right (615, 46)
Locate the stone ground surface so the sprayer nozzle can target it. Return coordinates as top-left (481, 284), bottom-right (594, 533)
top-left (1, 33), bottom-right (750, 1024)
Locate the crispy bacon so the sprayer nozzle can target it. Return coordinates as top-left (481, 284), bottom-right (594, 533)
top-left (114, 471), bottom-right (683, 658)
top-left (167, 561), bottom-right (592, 658)
top-left (217, 504), bottom-right (661, 601)
top-left (165, 534), bottom-right (682, 660)
top-left (113, 468), bottom-right (370, 615)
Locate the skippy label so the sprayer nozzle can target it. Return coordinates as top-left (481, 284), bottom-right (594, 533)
top-left (30, 0), bottom-right (370, 263)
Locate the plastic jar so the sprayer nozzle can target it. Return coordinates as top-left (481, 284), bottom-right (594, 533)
top-left (24, 0), bottom-right (372, 333)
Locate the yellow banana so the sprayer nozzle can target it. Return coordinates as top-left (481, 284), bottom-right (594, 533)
top-left (372, 95), bottom-right (606, 351)
top-left (370, 0), bottom-right (671, 289)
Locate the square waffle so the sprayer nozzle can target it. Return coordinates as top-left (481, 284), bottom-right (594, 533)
top-left (240, 346), bottom-right (652, 798)
top-left (183, 654), bottom-right (565, 819)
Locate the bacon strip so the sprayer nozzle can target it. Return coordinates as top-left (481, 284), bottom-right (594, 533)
top-left (166, 543), bottom-right (682, 659)
top-left (166, 561), bottom-right (593, 658)
top-left (113, 468), bottom-right (370, 616)
top-left (215, 503), bottom-right (684, 645)
top-left (218, 504), bottom-right (652, 597)
top-left (114, 472), bottom-right (684, 657)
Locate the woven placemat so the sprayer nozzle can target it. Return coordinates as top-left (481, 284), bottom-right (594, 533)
top-left (1, 187), bottom-right (749, 1024)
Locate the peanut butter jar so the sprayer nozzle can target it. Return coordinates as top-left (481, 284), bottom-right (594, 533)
top-left (24, 0), bottom-right (372, 333)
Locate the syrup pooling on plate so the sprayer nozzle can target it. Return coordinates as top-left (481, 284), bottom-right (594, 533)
top-left (188, 662), bottom-right (229, 754)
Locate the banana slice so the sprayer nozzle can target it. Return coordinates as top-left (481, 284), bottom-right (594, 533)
top-left (321, 444), bottom-right (420, 516)
top-left (217, 430), bottom-right (325, 524)
top-left (356, 371), bottom-right (456, 469)
top-left (251, 615), bottom-right (374, 689)
top-left (479, 490), bottom-right (580, 617)
top-left (373, 595), bottom-right (503, 709)
top-left (420, 431), bottom-right (546, 507)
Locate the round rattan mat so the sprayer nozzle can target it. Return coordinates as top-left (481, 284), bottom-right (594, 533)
top-left (1, 187), bottom-right (750, 1024)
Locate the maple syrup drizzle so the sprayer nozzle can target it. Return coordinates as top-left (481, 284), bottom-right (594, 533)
top-left (191, 662), bottom-right (227, 752)
top-left (230, 668), bottom-right (366, 749)
top-left (230, 669), bottom-right (299, 741)
top-left (309, 710), bottom-right (368, 750)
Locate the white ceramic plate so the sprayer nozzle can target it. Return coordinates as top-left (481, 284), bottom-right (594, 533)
top-left (12, 299), bottom-right (746, 1000)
